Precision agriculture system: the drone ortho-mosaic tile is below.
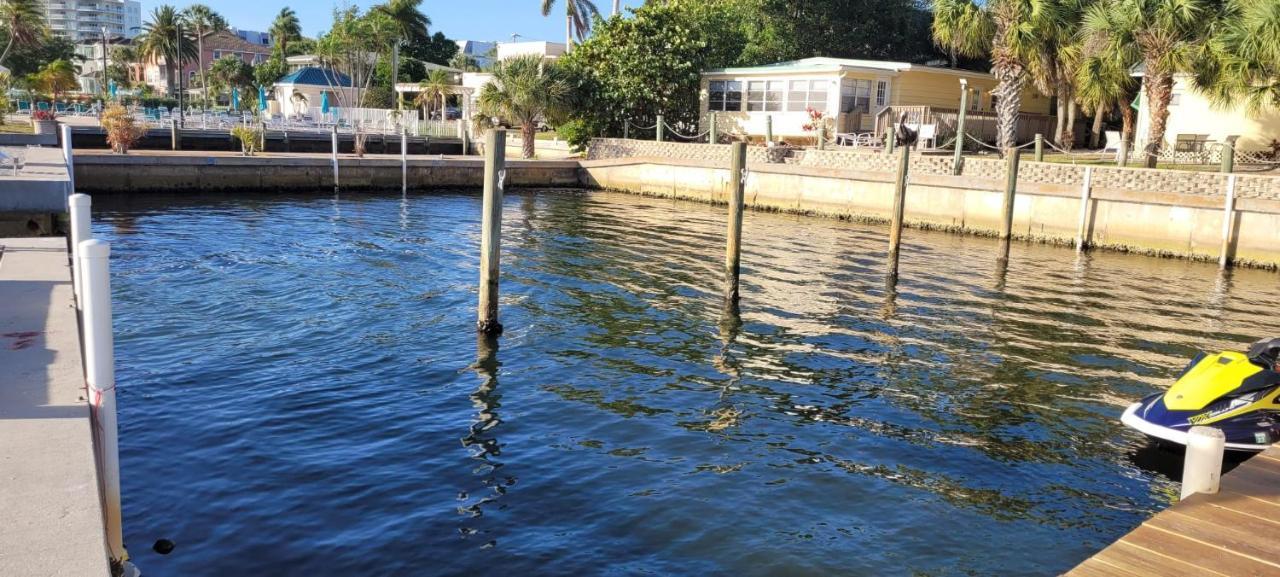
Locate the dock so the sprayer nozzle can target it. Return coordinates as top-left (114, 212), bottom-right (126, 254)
top-left (1066, 446), bottom-right (1280, 577)
top-left (0, 237), bottom-right (110, 575)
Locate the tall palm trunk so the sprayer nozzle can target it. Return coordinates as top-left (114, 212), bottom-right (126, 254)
top-left (1143, 73), bottom-right (1174, 168)
top-left (391, 42), bottom-right (400, 110)
top-left (612, 0), bottom-right (620, 16)
top-left (565, 13), bottom-right (573, 53)
top-left (1089, 103), bottom-right (1105, 149)
top-left (992, 62), bottom-right (1027, 151)
top-left (1055, 98), bottom-right (1067, 143)
top-left (522, 121), bottom-right (536, 158)
top-left (197, 32), bottom-right (206, 110)
top-left (1063, 99), bottom-right (1077, 151)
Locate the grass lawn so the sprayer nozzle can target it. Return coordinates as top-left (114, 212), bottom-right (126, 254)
top-left (0, 120), bottom-right (33, 134)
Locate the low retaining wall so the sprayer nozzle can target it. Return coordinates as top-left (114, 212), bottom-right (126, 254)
top-left (74, 154), bottom-right (581, 193)
top-left (578, 156), bottom-right (1280, 269)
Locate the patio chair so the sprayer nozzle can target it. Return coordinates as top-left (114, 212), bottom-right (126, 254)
top-left (36, 102), bottom-right (49, 112)
top-left (16, 100), bottom-right (30, 113)
top-left (906, 123), bottom-right (938, 149)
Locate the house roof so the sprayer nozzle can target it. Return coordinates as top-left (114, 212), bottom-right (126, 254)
top-left (703, 57), bottom-right (992, 79)
top-left (201, 29), bottom-right (271, 55)
top-left (277, 67), bottom-right (353, 87)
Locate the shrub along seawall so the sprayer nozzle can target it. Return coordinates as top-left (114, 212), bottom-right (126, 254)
top-left (73, 140), bottom-right (1280, 268)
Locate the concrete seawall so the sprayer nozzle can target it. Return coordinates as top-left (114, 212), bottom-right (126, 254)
top-left (579, 157), bottom-right (1280, 268)
top-left (74, 153), bottom-right (581, 193)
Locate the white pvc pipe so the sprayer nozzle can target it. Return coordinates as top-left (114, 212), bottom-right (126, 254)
top-left (61, 123), bottom-right (75, 195)
top-left (1219, 174), bottom-right (1237, 269)
top-left (78, 239), bottom-right (125, 563)
top-left (331, 126), bottom-right (340, 190)
top-left (68, 193), bottom-right (91, 308)
top-left (1075, 167), bottom-right (1093, 252)
top-left (401, 127), bottom-right (408, 194)
top-left (1180, 426), bottom-right (1225, 500)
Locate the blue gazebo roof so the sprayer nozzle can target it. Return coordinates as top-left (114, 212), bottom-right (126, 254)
top-left (278, 67), bottom-right (352, 87)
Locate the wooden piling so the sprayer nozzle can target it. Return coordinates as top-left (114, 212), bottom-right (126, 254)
top-left (401, 126), bottom-right (408, 194)
top-left (477, 129), bottom-right (506, 335)
top-left (1219, 174), bottom-right (1237, 269)
top-left (887, 145), bottom-right (911, 279)
top-left (1034, 134), bottom-right (1044, 162)
top-left (1075, 167), bottom-right (1093, 252)
top-left (1221, 136), bottom-right (1238, 174)
top-left (331, 125), bottom-right (339, 190)
top-left (953, 79), bottom-right (968, 175)
top-left (656, 115), bottom-right (664, 142)
top-left (998, 149), bottom-right (1021, 262)
top-left (170, 119), bottom-right (179, 151)
top-left (724, 141), bottom-right (746, 305)
top-left (1118, 134), bottom-right (1130, 167)
top-left (765, 115), bottom-right (773, 144)
top-left (709, 112), bottom-right (718, 144)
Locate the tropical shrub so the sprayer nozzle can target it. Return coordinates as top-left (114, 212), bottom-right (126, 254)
top-left (101, 104), bottom-right (144, 154)
top-left (31, 109), bottom-right (55, 121)
top-left (230, 125), bottom-right (263, 156)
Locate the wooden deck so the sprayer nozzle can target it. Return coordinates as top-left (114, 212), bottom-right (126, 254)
top-left (1065, 445), bottom-right (1280, 577)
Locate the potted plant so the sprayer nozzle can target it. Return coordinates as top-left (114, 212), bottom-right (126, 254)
top-left (31, 109), bottom-right (57, 134)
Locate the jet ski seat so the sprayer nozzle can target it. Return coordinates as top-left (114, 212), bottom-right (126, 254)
top-left (1247, 337), bottom-right (1280, 371)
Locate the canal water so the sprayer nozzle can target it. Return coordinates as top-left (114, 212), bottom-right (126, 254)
top-left (94, 189), bottom-right (1280, 576)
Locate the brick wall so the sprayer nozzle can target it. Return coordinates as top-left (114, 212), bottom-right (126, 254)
top-left (587, 138), bottom-right (1280, 201)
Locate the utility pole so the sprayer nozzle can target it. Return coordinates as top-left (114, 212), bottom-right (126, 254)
top-left (101, 28), bottom-right (109, 99)
top-left (176, 23), bottom-right (184, 127)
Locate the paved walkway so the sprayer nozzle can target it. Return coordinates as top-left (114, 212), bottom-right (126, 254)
top-left (0, 237), bottom-right (109, 576)
top-left (1065, 445), bottom-right (1280, 577)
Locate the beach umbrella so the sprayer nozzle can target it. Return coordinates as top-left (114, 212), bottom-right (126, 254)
top-left (258, 86), bottom-right (267, 111)
top-left (108, 80), bottom-right (117, 100)
top-left (231, 87), bottom-right (240, 110)
top-left (321, 91), bottom-right (330, 115)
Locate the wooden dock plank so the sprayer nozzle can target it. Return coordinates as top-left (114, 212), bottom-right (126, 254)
top-left (1064, 447), bottom-right (1280, 577)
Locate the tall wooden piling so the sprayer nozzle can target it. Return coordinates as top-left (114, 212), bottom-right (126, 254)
top-left (1075, 166), bottom-right (1093, 252)
top-left (170, 119), bottom-right (179, 151)
top-left (887, 145), bottom-right (911, 278)
top-left (1221, 136), bottom-right (1238, 174)
top-left (709, 112), bottom-right (718, 144)
top-left (330, 125), bottom-right (339, 190)
top-left (886, 126), bottom-right (896, 155)
top-left (401, 126), bottom-right (408, 194)
top-left (1034, 134), bottom-right (1044, 162)
top-left (765, 115), bottom-right (773, 144)
top-left (478, 129), bottom-right (506, 335)
top-left (1219, 174), bottom-right (1237, 269)
top-left (724, 141), bottom-right (746, 305)
top-left (953, 79), bottom-right (968, 175)
top-left (656, 115), bottom-right (664, 142)
top-left (998, 149), bottom-right (1021, 262)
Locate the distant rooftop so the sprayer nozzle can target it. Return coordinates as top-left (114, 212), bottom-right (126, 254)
top-left (704, 57), bottom-right (991, 78)
top-left (277, 67), bottom-right (352, 87)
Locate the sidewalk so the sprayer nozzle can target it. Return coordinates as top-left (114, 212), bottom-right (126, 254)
top-left (0, 237), bottom-right (109, 576)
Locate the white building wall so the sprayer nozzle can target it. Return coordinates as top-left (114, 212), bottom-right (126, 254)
top-left (41, 0), bottom-right (142, 41)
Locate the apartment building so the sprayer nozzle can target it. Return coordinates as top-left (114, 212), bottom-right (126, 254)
top-left (42, 0), bottom-right (143, 42)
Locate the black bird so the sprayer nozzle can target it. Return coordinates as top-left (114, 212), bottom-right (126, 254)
top-left (895, 112), bottom-right (918, 148)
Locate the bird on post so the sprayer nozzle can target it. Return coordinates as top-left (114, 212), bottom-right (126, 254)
top-left (895, 112), bottom-right (919, 148)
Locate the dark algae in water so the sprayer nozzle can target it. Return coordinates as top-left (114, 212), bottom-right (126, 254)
top-left (94, 190), bottom-right (1280, 576)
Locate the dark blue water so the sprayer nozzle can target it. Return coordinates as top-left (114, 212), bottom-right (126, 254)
top-left (94, 190), bottom-right (1280, 576)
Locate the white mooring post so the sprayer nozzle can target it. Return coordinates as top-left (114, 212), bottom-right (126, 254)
top-left (78, 239), bottom-right (126, 564)
top-left (61, 123), bottom-right (75, 194)
top-left (1219, 174), bottom-right (1237, 269)
top-left (477, 129), bottom-right (506, 335)
top-left (1180, 426), bottom-right (1226, 500)
top-left (331, 125), bottom-right (340, 190)
top-left (1075, 166), bottom-right (1093, 252)
top-left (401, 126), bottom-right (408, 194)
top-left (68, 194), bottom-right (91, 307)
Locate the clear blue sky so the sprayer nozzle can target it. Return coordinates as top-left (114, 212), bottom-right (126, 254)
top-left (143, 1), bottom-right (646, 43)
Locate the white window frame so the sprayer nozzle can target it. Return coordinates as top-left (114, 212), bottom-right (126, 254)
top-left (875, 80), bottom-right (888, 107)
top-left (708, 80), bottom-right (743, 112)
top-left (787, 79), bottom-right (829, 113)
top-left (970, 88), bottom-right (982, 111)
top-left (746, 80), bottom-right (784, 112)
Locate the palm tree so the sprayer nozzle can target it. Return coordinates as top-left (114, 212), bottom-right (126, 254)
top-left (1081, 0), bottom-right (1217, 167)
top-left (270, 7), bottom-right (302, 56)
top-left (1193, 0), bottom-right (1280, 115)
top-left (1028, 0), bottom-right (1087, 149)
top-left (416, 68), bottom-right (453, 118)
top-left (0, 0), bottom-right (45, 67)
top-left (478, 55), bottom-right (572, 158)
top-left (37, 59), bottom-right (78, 100)
top-left (541, 0), bottom-right (600, 52)
top-left (373, 0), bottom-right (431, 109)
top-left (180, 4), bottom-right (227, 110)
top-left (932, 0), bottom-right (1049, 150)
top-left (139, 6), bottom-right (197, 99)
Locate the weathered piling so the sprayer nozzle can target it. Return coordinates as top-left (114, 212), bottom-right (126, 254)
top-left (656, 115), bottom-right (665, 142)
top-left (1034, 134), bottom-right (1044, 162)
top-left (998, 149), bottom-right (1021, 262)
top-left (1118, 136), bottom-right (1130, 167)
top-left (68, 193), bottom-right (90, 307)
top-left (170, 119), bottom-right (179, 151)
top-left (887, 145), bottom-right (910, 279)
top-left (400, 126), bottom-right (408, 194)
top-left (330, 125), bottom-right (339, 190)
top-left (78, 239), bottom-right (126, 565)
top-left (709, 112), bottom-right (718, 144)
top-left (765, 115), bottom-right (773, 144)
top-left (886, 126), bottom-right (896, 155)
top-left (1220, 174), bottom-right (1237, 269)
top-left (61, 124), bottom-right (75, 193)
top-left (477, 129), bottom-right (506, 335)
top-left (1075, 167), bottom-right (1093, 252)
top-left (1221, 136), bottom-right (1238, 174)
top-left (1180, 426), bottom-right (1225, 500)
top-left (724, 141), bottom-right (746, 305)
top-left (953, 79), bottom-right (968, 175)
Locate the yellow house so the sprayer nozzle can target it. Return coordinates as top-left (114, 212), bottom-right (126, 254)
top-left (1135, 73), bottom-right (1280, 155)
top-left (699, 57), bottom-right (1053, 144)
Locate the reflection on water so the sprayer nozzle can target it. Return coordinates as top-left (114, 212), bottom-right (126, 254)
top-left (95, 189), bottom-right (1280, 576)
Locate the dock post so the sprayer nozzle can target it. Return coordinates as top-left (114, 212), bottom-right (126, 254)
top-left (998, 149), bottom-right (1021, 262)
top-left (401, 126), bottom-right (408, 194)
top-left (1034, 134), bottom-right (1044, 162)
top-left (709, 112), bottom-right (718, 144)
top-left (1219, 174), bottom-right (1237, 269)
top-left (259, 119), bottom-right (266, 151)
top-left (953, 79), bottom-right (968, 175)
top-left (78, 239), bottom-right (126, 565)
top-left (1075, 167), bottom-right (1093, 252)
top-left (68, 193), bottom-right (90, 307)
top-left (1220, 136), bottom-right (1237, 174)
top-left (765, 115), bottom-right (773, 144)
top-left (887, 145), bottom-right (911, 279)
top-left (1118, 135), bottom-right (1130, 167)
top-left (886, 126), bottom-right (896, 155)
top-left (477, 129), bottom-right (506, 335)
top-left (623, 122), bottom-right (630, 140)
top-left (1180, 426), bottom-right (1225, 500)
top-left (61, 123), bottom-right (75, 194)
top-left (331, 125), bottom-right (340, 190)
top-left (724, 141), bottom-right (746, 305)
top-left (170, 118), bottom-right (179, 151)
top-left (656, 114), bottom-right (664, 142)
